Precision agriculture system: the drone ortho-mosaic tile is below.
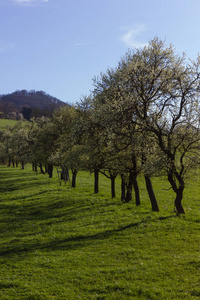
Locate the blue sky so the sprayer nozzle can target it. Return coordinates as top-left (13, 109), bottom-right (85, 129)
top-left (0, 0), bottom-right (200, 104)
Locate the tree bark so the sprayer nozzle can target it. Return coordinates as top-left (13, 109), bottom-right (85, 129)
top-left (110, 175), bottom-right (116, 198)
top-left (125, 185), bottom-right (132, 202)
top-left (125, 171), bottom-right (140, 203)
top-left (48, 164), bottom-right (53, 178)
top-left (61, 168), bottom-right (69, 181)
top-left (72, 170), bottom-right (77, 188)
top-left (133, 177), bottom-right (140, 206)
top-left (39, 163), bottom-right (45, 174)
top-left (175, 187), bottom-right (185, 214)
top-left (21, 161), bottom-right (25, 170)
top-left (121, 174), bottom-right (126, 201)
top-left (125, 172), bottom-right (133, 202)
top-left (144, 175), bottom-right (159, 212)
top-left (168, 171), bottom-right (185, 214)
top-left (94, 169), bottom-right (99, 194)
top-left (8, 156), bottom-right (11, 167)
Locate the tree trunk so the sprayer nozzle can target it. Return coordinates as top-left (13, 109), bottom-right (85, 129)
top-left (94, 169), bottom-right (99, 194)
top-left (144, 175), bottom-right (159, 212)
top-left (39, 163), bottom-right (45, 174)
top-left (72, 170), bottom-right (77, 188)
top-left (125, 171), bottom-right (140, 203)
top-left (168, 170), bottom-right (185, 214)
top-left (121, 174), bottom-right (126, 201)
top-left (48, 164), bottom-right (53, 178)
top-left (110, 175), bottom-right (116, 198)
top-left (133, 177), bottom-right (140, 206)
top-left (125, 172), bottom-right (133, 202)
top-left (61, 168), bottom-right (69, 182)
top-left (21, 161), bottom-right (25, 170)
top-left (175, 187), bottom-right (185, 214)
top-left (8, 156), bottom-right (11, 167)
top-left (125, 185), bottom-right (132, 202)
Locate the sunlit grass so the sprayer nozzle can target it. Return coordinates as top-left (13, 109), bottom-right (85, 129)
top-left (0, 165), bottom-right (200, 299)
top-left (0, 119), bottom-right (18, 129)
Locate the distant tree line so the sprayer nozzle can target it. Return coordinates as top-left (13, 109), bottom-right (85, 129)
top-left (1, 38), bottom-right (200, 214)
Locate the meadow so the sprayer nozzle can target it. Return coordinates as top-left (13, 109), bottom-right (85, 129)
top-left (0, 119), bottom-right (18, 130)
top-left (0, 165), bottom-right (200, 299)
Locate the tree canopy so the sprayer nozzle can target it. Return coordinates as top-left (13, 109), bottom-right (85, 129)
top-left (1, 38), bottom-right (200, 214)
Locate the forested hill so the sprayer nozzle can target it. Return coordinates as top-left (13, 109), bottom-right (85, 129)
top-left (0, 90), bottom-right (68, 120)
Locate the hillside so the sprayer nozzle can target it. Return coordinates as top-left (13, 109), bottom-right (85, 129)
top-left (0, 90), bottom-right (68, 120)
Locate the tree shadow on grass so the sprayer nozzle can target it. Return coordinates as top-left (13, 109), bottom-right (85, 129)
top-left (0, 191), bottom-right (49, 207)
top-left (0, 282), bottom-right (18, 289)
top-left (0, 168), bottom-right (25, 178)
top-left (0, 215), bottom-right (176, 258)
top-left (0, 179), bottom-right (49, 193)
top-left (0, 200), bottom-right (133, 240)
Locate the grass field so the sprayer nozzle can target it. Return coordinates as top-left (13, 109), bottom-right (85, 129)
top-left (0, 119), bottom-right (18, 129)
top-left (0, 165), bottom-right (200, 299)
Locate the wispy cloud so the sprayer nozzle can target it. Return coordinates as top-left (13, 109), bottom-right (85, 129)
top-left (73, 42), bottom-right (95, 47)
top-left (12, 0), bottom-right (48, 5)
top-left (120, 25), bottom-right (148, 49)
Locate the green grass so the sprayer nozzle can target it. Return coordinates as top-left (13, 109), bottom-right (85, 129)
top-left (1, 166), bottom-right (200, 299)
top-left (0, 119), bottom-right (18, 129)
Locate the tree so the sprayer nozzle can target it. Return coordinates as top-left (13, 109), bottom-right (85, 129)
top-left (0, 127), bottom-right (13, 165)
top-left (21, 107), bottom-right (32, 120)
top-left (92, 68), bottom-right (143, 204)
top-left (50, 105), bottom-right (85, 188)
top-left (117, 37), bottom-right (200, 213)
top-left (7, 120), bottom-right (34, 169)
top-left (77, 98), bottom-right (106, 194)
top-left (33, 117), bottom-right (60, 178)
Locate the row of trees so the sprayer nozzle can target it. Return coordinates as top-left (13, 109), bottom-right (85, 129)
top-left (1, 38), bottom-right (200, 214)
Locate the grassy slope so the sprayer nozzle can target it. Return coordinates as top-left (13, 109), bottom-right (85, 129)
top-left (0, 166), bottom-right (200, 299)
top-left (0, 119), bottom-right (18, 130)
